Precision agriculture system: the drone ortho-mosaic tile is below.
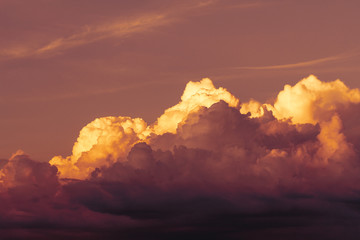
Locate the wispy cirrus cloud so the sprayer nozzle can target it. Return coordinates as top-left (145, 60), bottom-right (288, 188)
top-left (0, 80), bottom-right (173, 104)
top-left (235, 50), bottom-right (360, 70)
top-left (0, 0), bottom-right (270, 61)
top-left (0, 13), bottom-right (168, 60)
top-left (35, 14), bottom-right (167, 55)
top-left (0, 1), bottom-right (215, 60)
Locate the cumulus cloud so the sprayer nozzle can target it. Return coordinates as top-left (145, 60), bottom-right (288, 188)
top-left (152, 78), bottom-right (239, 134)
top-left (51, 78), bottom-right (239, 179)
top-left (272, 75), bottom-right (360, 124)
top-left (2, 75), bottom-right (360, 239)
top-left (50, 117), bottom-right (150, 179)
top-left (241, 75), bottom-right (360, 164)
top-left (52, 75), bottom-right (360, 180)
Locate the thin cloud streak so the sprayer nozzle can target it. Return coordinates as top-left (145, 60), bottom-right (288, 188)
top-left (229, 1), bottom-right (278, 10)
top-left (34, 0), bottom-right (223, 55)
top-left (35, 14), bottom-right (167, 55)
top-left (0, 14), bottom-right (168, 60)
top-left (0, 80), bottom-right (174, 104)
top-left (235, 51), bottom-right (360, 70)
top-left (0, 1), bottom-right (214, 60)
top-left (0, 1), bottom-right (269, 61)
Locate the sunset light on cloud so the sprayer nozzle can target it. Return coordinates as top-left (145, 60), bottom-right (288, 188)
top-left (2, 1), bottom-right (360, 239)
top-left (48, 75), bottom-right (360, 179)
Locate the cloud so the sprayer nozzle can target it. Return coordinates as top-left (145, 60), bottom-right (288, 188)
top-left (50, 78), bottom-right (238, 179)
top-left (242, 75), bottom-right (360, 164)
top-left (0, 13), bottom-right (168, 60)
top-left (270, 75), bottom-right (360, 124)
top-left (2, 80), bottom-right (172, 104)
top-left (235, 51), bottom-right (359, 70)
top-left (0, 1), bottom-right (272, 61)
top-left (2, 75), bottom-right (360, 239)
top-left (35, 14), bottom-right (167, 55)
top-left (50, 117), bottom-right (150, 179)
top-left (51, 75), bottom-right (360, 180)
top-left (152, 78), bottom-right (239, 134)
top-left (0, 1), bottom-right (220, 60)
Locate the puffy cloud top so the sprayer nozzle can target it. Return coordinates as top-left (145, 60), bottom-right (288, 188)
top-left (52, 75), bottom-right (360, 180)
top-left (51, 78), bottom-right (239, 179)
top-left (3, 75), bottom-right (360, 239)
top-left (153, 78), bottom-right (239, 135)
top-left (50, 117), bottom-right (149, 179)
top-left (272, 75), bottom-right (360, 124)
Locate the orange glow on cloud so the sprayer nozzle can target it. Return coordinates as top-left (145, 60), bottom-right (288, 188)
top-left (241, 75), bottom-right (360, 124)
top-left (49, 75), bottom-right (360, 179)
top-left (50, 117), bottom-right (149, 179)
top-left (272, 75), bottom-right (360, 124)
top-left (2, 74), bottom-right (360, 240)
top-left (3, 2), bottom-right (360, 238)
top-left (153, 78), bottom-right (239, 134)
top-left (241, 75), bottom-right (360, 164)
top-left (50, 78), bottom-right (239, 178)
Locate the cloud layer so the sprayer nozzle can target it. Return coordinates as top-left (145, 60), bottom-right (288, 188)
top-left (2, 75), bottom-right (360, 239)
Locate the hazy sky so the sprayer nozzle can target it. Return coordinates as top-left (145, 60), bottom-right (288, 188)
top-left (2, 2), bottom-right (360, 239)
top-left (1, 0), bottom-right (360, 161)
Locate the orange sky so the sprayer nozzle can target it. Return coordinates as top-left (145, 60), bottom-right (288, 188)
top-left (1, 0), bottom-right (360, 161)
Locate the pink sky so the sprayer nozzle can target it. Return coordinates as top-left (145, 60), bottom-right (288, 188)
top-left (2, 1), bottom-right (360, 239)
top-left (1, 0), bottom-right (360, 161)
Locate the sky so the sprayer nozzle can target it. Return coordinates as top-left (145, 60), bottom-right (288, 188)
top-left (1, 0), bottom-right (360, 161)
top-left (1, 0), bottom-right (360, 239)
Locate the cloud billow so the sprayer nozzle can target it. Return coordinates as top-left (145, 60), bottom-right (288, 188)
top-left (1, 75), bottom-right (360, 239)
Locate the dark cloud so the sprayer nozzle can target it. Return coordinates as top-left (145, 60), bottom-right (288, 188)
top-left (56, 102), bottom-right (360, 239)
top-left (2, 78), bottom-right (360, 239)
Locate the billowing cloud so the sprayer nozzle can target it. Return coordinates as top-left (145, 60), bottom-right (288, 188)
top-left (241, 75), bottom-right (360, 124)
top-left (50, 78), bottom-right (238, 179)
top-left (2, 75), bottom-right (360, 239)
top-left (50, 117), bottom-right (150, 179)
top-left (241, 75), bottom-right (360, 165)
top-left (271, 75), bottom-right (360, 124)
top-left (152, 78), bottom-right (239, 134)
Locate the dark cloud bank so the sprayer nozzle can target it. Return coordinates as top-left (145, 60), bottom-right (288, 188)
top-left (2, 81), bottom-right (360, 239)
